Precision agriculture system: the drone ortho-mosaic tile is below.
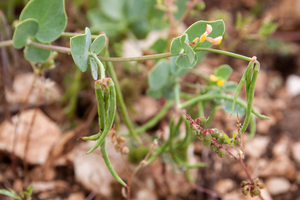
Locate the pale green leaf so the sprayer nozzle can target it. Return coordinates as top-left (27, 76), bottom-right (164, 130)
top-left (13, 18), bottom-right (39, 49)
top-left (89, 57), bottom-right (98, 80)
top-left (24, 45), bottom-right (51, 62)
top-left (216, 64), bottom-right (232, 80)
top-left (222, 131), bottom-right (231, 146)
top-left (148, 59), bottom-right (170, 90)
top-left (90, 34), bottom-right (106, 55)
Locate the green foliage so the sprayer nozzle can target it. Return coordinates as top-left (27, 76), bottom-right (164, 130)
top-left (215, 64), bottom-right (232, 80)
top-left (148, 59), bottom-right (169, 91)
top-left (13, 18), bottom-right (38, 48)
top-left (20, 0), bottom-right (67, 43)
top-left (258, 18), bottom-right (277, 37)
top-left (0, 185), bottom-right (33, 200)
top-left (70, 27), bottom-right (106, 79)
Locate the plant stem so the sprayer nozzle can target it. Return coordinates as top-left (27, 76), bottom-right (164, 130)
top-left (0, 40), bottom-right (253, 62)
top-left (61, 32), bottom-right (99, 39)
top-left (179, 93), bottom-right (269, 120)
top-left (103, 53), bottom-right (142, 145)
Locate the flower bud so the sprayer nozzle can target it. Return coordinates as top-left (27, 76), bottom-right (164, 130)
top-left (210, 144), bottom-right (218, 152)
top-left (250, 186), bottom-right (261, 197)
top-left (211, 128), bottom-right (220, 137)
top-left (203, 133), bottom-right (212, 146)
top-left (242, 185), bottom-right (249, 195)
top-left (198, 117), bottom-right (208, 125)
top-left (218, 148), bottom-right (225, 158)
top-left (206, 36), bottom-right (223, 45)
top-left (205, 24), bottom-right (212, 35)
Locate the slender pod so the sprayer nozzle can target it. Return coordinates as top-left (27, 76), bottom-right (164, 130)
top-left (101, 139), bottom-right (127, 186)
top-left (241, 61), bottom-right (260, 133)
top-left (87, 80), bottom-right (116, 154)
top-left (245, 65), bottom-right (253, 101)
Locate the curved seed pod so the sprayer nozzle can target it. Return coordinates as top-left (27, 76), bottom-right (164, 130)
top-left (87, 80), bottom-right (116, 154)
top-left (101, 139), bottom-right (127, 186)
top-left (241, 61), bottom-right (260, 133)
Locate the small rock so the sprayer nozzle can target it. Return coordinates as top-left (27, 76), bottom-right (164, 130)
top-left (68, 192), bottom-right (85, 200)
top-left (0, 109), bottom-right (61, 164)
top-left (286, 75), bottom-right (300, 97)
top-left (130, 96), bottom-right (159, 124)
top-left (73, 138), bottom-right (126, 197)
top-left (214, 179), bottom-right (235, 194)
top-left (272, 136), bottom-right (291, 157)
top-left (5, 73), bottom-right (61, 107)
top-left (257, 118), bottom-right (275, 135)
top-left (245, 136), bottom-right (270, 158)
top-left (265, 177), bottom-right (291, 196)
top-left (260, 156), bottom-right (296, 179)
top-left (292, 142), bottom-right (300, 163)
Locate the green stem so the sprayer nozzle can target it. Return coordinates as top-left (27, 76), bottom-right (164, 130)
top-left (101, 139), bottom-right (127, 186)
top-left (174, 82), bottom-right (181, 108)
top-left (179, 93), bottom-right (269, 120)
top-left (248, 114), bottom-right (256, 141)
top-left (91, 53), bottom-right (106, 79)
top-left (103, 52), bottom-right (142, 144)
top-left (61, 32), bottom-right (99, 39)
top-left (0, 40), bottom-right (253, 62)
top-left (198, 101), bottom-right (204, 117)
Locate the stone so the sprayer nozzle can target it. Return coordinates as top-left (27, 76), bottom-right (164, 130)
top-left (292, 142), bottom-right (300, 163)
top-left (5, 73), bottom-right (61, 107)
top-left (265, 177), bottom-right (291, 196)
top-left (286, 75), bottom-right (300, 97)
top-left (72, 138), bottom-right (126, 197)
top-left (0, 109), bottom-right (61, 164)
top-left (130, 96), bottom-right (159, 124)
top-left (68, 193), bottom-right (85, 200)
top-left (244, 136), bottom-right (270, 158)
top-left (260, 156), bottom-right (296, 180)
top-left (214, 179), bottom-right (235, 194)
top-left (272, 136), bottom-right (291, 157)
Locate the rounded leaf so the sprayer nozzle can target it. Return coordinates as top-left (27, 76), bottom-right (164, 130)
top-left (13, 18), bottom-right (39, 49)
top-left (148, 59), bottom-right (170, 91)
top-left (90, 34), bottom-right (106, 55)
top-left (70, 27), bottom-right (92, 72)
top-left (89, 57), bottom-right (98, 80)
top-left (216, 64), bottom-right (233, 80)
top-left (24, 45), bottom-right (51, 62)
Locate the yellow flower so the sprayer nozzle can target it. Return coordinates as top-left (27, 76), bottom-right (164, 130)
top-left (217, 80), bottom-right (224, 86)
top-left (210, 74), bottom-right (218, 82)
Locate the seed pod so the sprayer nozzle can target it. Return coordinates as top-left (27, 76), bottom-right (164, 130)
top-left (203, 133), bottom-right (212, 146)
top-left (242, 185), bottom-right (249, 195)
top-left (250, 186), bottom-right (261, 197)
top-left (253, 177), bottom-right (260, 186)
top-left (218, 148), bottom-right (225, 158)
top-left (240, 180), bottom-right (248, 187)
top-left (211, 128), bottom-right (220, 137)
top-left (121, 146), bottom-right (129, 155)
top-left (218, 135), bottom-right (226, 144)
top-left (257, 182), bottom-right (265, 189)
top-left (210, 144), bottom-right (218, 152)
top-left (117, 136), bottom-right (126, 143)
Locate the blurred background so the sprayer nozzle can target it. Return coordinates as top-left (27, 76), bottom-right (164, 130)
top-left (0, 0), bottom-right (300, 199)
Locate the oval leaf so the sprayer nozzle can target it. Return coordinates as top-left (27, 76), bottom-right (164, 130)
top-left (185, 20), bottom-right (225, 48)
top-left (90, 34), bottom-right (106, 55)
top-left (13, 18), bottom-right (39, 49)
top-left (70, 27), bottom-right (92, 72)
top-left (20, 0), bottom-right (67, 43)
top-left (175, 54), bottom-right (197, 69)
top-left (148, 59), bottom-right (170, 90)
top-left (24, 45), bottom-right (51, 62)
top-left (221, 131), bottom-right (231, 146)
top-left (216, 64), bottom-right (233, 80)
top-left (223, 81), bottom-right (238, 92)
top-left (89, 57), bottom-right (98, 80)
top-left (223, 100), bottom-right (246, 117)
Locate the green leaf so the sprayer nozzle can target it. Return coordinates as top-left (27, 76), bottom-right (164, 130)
top-left (170, 36), bottom-right (183, 56)
top-left (232, 132), bottom-right (236, 147)
top-left (130, 19), bottom-right (150, 39)
top-left (223, 81), bottom-right (238, 92)
top-left (99, 0), bottom-right (124, 21)
top-left (175, 54), bottom-right (197, 69)
top-left (216, 64), bottom-right (232, 80)
top-left (90, 34), bottom-right (106, 55)
top-left (13, 18), bottom-right (39, 49)
top-left (150, 38), bottom-right (168, 54)
top-left (0, 189), bottom-right (21, 200)
top-left (222, 131), bottom-right (231, 146)
top-left (20, 0), bottom-right (67, 43)
top-left (223, 100), bottom-right (246, 117)
top-left (70, 27), bottom-right (92, 72)
top-left (185, 20), bottom-right (225, 48)
top-left (89, 57), bottom-right (98, 80)
top-left (183, 42), bottom-right (196, 64)
top-left (258, 18), bottom-right (277, 37)
top-left (148, 59), bottom-right (170, 90)
top-left (146, 88), bottom-right (162, 99)
top-left (24, 45), bottom-right (51, 62)
top-left (27, 185), bottom-right (33, 196)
